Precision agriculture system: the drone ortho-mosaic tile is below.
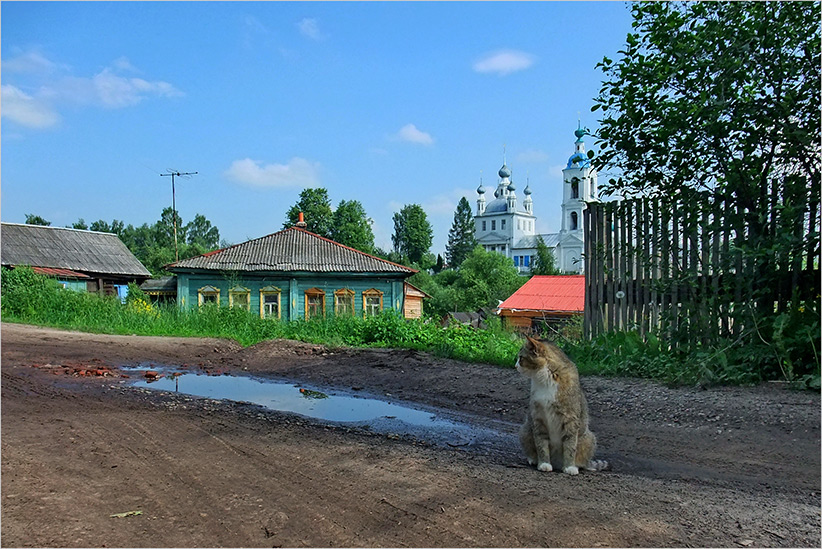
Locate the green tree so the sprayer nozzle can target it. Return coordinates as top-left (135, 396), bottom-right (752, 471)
top-left (71, 219), bottom-right (88, 230)
top-left (592, 1), bottom-right (820, 380)
top-left (445, 197), bottom-right (477, 269)
top-left (186, 214), bottom-right (220, 250)
top-left (284, 188), bottom-right (333, 238)
top-left (452, 246), bottom-right (525, 311)
top-left (593, 2), bottom-right (819, 201)
top-left (330, 200), bottom-right (375, 253)
top-left (391, 204), bottom-right (433, 265)
top-left (531, 235), bottom-right (560, 275)
top-left (24, 214), bottom-right (50, 226)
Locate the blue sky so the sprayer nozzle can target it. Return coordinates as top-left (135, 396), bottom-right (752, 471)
top-left (2, 1), bottom-right (633, 257)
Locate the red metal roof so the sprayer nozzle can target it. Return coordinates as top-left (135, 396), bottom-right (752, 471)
top-left (31, 267), bottom-right (91, 279)
top-left (498, 275), bottom-right (584, 313)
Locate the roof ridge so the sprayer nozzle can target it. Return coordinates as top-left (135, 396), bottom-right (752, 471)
top-left (0, 222), bottom-right (120, 236)
top-left (293, 227), bottom-right (417, 273)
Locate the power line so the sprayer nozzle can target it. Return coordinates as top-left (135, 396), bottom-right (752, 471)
top-left (160, 170), bottom-right (197, 262)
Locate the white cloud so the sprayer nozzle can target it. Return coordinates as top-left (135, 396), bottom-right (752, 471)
top-left (548, 163), bottom-right (566, 179)
top-left (395, 123), bottom-right (434, 145)
top-left (1, 50), bottom-right (64, 73)
top-left (90, 68), bottom-right (183, 108)
top-left (473, 50), bottom-right (536, 76)
top-left (0, 85), bottom-right (60, 128)
top-left (2, 52), bottom-right (184, 129)
top-left (112, 56), bottom-right (140, 73)
top-left (298, 18), bottom-right (323, 40)
top-left (424, 188), bottom-right (476, 217)
top-left (516, 149), bottom-right (550, 163)
top-left (224, 157), bottom-right (321, 188)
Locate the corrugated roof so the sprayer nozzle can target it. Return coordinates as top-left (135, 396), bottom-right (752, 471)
top-left (1, 223), bottom-right (151, 278)
top-left (168, 227), bottom-right (416, 275)
top-left (498, 275), bottom-right (584, 313)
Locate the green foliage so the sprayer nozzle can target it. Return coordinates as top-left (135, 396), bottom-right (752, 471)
top-left (587, 1), bottom-right (821, 387)
top-left (391, 204), bottom-right (433, 264)
top-left (186, 214), bottom-right (220, 249)
top-left (445, 197), bottom-right (477, 269)
top-left (24, 214), bottom-right (51, 226)
top-left (452, 247), bottom-right (526, 311)
top-left (407, 247), bottom-right (526, 318)
top-left (531, 235), bottom-right (560, 275)
top-left (71, 219), bottom-right (88, 230)
top-left (594, 2), bottom-right (820, 199)
top-left (284, 188), bottom-right (334, 237)
top-left (329, 199), bottom-right (376, 253)
top-left (0, 268), bottom-right (522, 368)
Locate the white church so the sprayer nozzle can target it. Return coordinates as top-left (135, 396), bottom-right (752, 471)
top-left (474, 126), bottom-right (598, 274)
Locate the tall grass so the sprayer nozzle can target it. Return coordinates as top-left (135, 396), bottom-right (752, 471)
top-left (0, 267), bottom-right (522, 367)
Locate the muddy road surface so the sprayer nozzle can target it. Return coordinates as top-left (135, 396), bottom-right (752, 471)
top-left (2, 323), bottom-right (819, 547)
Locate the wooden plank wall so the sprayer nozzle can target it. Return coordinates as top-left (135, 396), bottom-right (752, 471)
top-left (584, 187), bottom-right (821, 348)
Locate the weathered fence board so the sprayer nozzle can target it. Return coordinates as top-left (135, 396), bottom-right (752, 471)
top-left (583, 188), bottom-right (821, 348)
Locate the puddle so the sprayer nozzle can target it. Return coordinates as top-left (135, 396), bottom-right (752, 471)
top-left (125, 367), bottom-right (513, 451)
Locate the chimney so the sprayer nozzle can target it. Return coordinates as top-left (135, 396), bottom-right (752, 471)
top-left (296, 212), bottom-right (307, 228)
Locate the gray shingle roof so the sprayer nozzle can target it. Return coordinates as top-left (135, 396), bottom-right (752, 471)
top-left (1, 222), bottom-right (151, 277)
top-left (168, 227), bottom-right (416, 275)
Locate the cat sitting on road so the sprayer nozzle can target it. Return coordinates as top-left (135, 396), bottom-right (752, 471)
top-left (516, 335), bottom-right (609, 475)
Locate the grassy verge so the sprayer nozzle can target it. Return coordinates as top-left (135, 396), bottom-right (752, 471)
top-left (0, 267), bottom-right (522, 368)
top-left (3, 267), bottom-right (817, 388)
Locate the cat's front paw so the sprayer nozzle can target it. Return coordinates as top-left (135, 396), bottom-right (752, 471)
top-left (562, 466), bottom-right (579, 475)
top-left (537, 462), bottom-right (553, 472)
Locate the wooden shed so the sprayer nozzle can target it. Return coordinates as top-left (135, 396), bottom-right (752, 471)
top-left (403, 281), bottom-right (430, 319)
top-left (166, 226), bottom-right (420, 320)
top-left (497, 275), bottom-right (584, 332)
top-left (1, 222), bottom-right (151, 296)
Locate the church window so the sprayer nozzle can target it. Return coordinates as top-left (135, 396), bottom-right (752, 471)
top-left (501, 219), bottom-right (506, 230)
top-left (482, 221), bottom-right (486, 231)
top-left (570, 212), bottom-right (579, 230)
top-left (491, 220), bottom-right (496, 231)
top-left (571, 179), bottom-right (580, 199)
top-left (517, 219), bottom-right (521, 230)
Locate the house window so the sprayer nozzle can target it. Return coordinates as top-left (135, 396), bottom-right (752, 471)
top-left (570, 211), bottom-right (579, 230)
top-left (514, 256), bottom-right (519, 267)
top-left (482, 221), bottom-right (487, 231)
top-left (304, 288), bottom-right (325, 319)
top-left (260, 286), bottom-right (281, 319)
top-left (524, 255), bottom-right (530, 267)
top-left (491, 220), bottom-right (496, 231)
top-left (198, 285), bottom-right (220, 306)
top-left (334, 288), bottom-right (355, 316)
top-left (229, 286), bottom-right (250, 311)
top-left (571, 178), bottom-right (580, 199)
top-left (501, 219), bottom-right (506, 230)
top-left (362, 289), bottom-right (383, 317)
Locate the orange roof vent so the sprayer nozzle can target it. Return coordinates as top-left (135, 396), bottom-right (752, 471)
top-left (296, 212), bottom-right (307, 228)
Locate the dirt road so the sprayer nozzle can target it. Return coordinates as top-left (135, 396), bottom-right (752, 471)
top-left (2, 323), bottom-right (819, 547)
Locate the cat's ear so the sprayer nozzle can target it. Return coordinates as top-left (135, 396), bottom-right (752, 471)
top-left (524, 334), bottom-right (541, 351)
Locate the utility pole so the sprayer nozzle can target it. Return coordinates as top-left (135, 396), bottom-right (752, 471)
top-left (160, 170), bottom-right (197, 261)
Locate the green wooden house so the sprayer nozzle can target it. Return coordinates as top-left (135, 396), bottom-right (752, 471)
top-left (166, 226), bottom-right (421, 320)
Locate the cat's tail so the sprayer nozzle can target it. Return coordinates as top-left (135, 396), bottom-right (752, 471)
top-left (584, 459), bottom-right (610, 472)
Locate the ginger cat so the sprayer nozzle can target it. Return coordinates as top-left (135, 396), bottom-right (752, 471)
top-left (516, 335), bottom-right (608, 475)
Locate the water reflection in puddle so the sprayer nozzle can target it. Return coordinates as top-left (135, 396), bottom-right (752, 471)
top-left (132, 370), bottom-right (458, 428)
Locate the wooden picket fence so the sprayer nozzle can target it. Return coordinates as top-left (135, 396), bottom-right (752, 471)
top-left (583, 189), bottom-right (820, 347)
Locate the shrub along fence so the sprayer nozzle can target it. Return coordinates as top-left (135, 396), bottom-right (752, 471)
top-left (583, 187), bottom-right (820, 381)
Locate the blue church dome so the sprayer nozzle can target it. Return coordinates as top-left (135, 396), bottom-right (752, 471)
top-left (498, 164), bottom-right (511, 178)
top-left (566, 152), bottom-right (591, 169)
